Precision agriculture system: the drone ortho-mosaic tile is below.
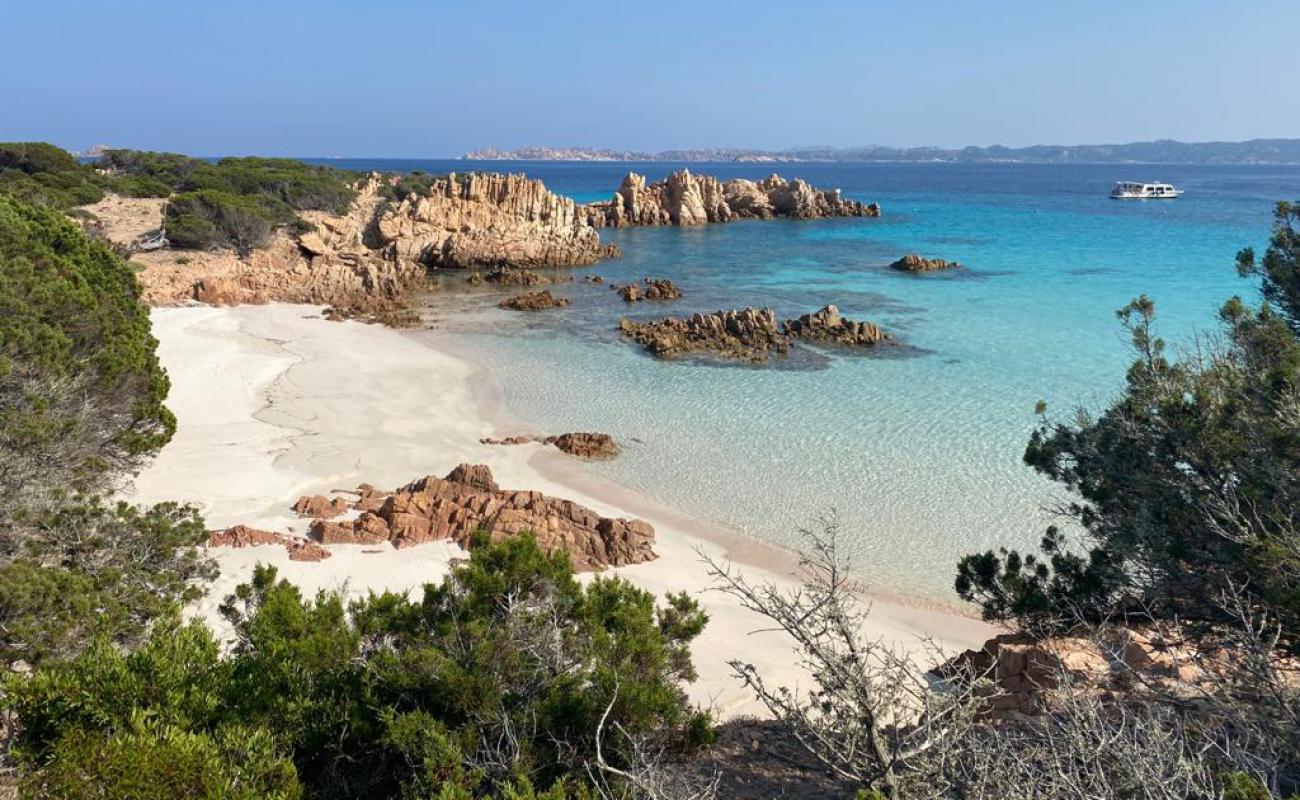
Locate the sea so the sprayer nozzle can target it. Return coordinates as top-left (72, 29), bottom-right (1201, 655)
top-left (307, 158), bottom-right (1300, 602)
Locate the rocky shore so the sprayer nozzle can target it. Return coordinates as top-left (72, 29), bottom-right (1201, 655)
top-left (586, 169), bottom-right (880, 227)
top-left (619, 305), bottom-right (890, 362)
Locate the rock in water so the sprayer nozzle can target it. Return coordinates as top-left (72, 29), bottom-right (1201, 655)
top-left (499, 290), bottom-right (569, 311)
top-left (888, 254), bottom-right (961, 272)
top-left (618, 278), bottom-right (682, 302)
top-left (544, 432), bottom-right (619, 459)
top-left (618, 307), bottom-right (791, 362)
top-left (783, 305), bottom-right (889, 347)
top-left (587, 169), bottom-right (881, 227)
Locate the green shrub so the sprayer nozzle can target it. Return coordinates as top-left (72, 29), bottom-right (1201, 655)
top-left (0, 142), bottom-right (106, 209)
top-left (8, 536), bottom-right (710, 798)
top-left (182, 156), bottom-right (356, 214)
top-left (0, 194), bottom-right (173, 464)
top-left (166, 189), bottom-right (279, 253)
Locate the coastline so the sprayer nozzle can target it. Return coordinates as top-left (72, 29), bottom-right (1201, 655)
top-left (127, 303), bottom-right (997, 718)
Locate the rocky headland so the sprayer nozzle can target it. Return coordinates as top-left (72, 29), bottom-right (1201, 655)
top-left (616, 278), bottom-right (682, 302)
top-left (889, 254), bottom-right (961, 272)
top-left (619, 305), bottom-right (890, 362)
top-left (586, 169), bottom-right (880, 228)
top-left (499, 290), bottom-right (569, 311)
top-left (257, 464), bottom-right (655, 571)
top-left (101, 172), bottom-right (620, 320)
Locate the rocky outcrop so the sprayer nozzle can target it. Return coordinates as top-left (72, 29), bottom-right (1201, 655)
top-left (302, 464), bottom-right (654, 571)
top-left (621, 305), bottom-right (893, 362)
top-left (587, 170), bottom-right (880, 228)
top-left (888, 254), bottom-right (961, 273)
top-left (935, 629), bottom-right (1300, 719)
top-left (207, 524), bottom-right (331, 562)
top-left (120, 172), bottom-right (620, 322)
top-left (543, 432), bottom-right (619, 459)
top-left (377, 172), bottom-right (619, 269)
top-left (617, 278), bottom-right (682, 302)
top-left (499, 290), bottom-right (570, 311)
top-left (292, 494), bottom-right (351, 519)
top-left (618, 307), bottom-right (790, 363)
top-left (783, 305), bottom-right (888, 347)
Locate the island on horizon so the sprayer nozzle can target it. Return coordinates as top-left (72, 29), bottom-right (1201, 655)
top-left (464, 136), bottom-right (1300, 165)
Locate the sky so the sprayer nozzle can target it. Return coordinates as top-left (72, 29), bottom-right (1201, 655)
top-left (2, 0), bottom-right (1296, 157)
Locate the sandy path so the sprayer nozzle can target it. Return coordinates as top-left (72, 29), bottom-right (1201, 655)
top-left (128, 303), bottom-right (996, 718)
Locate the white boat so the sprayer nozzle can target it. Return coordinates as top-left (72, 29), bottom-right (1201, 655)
top-left (1110, 180), bottom-right (1183, 199)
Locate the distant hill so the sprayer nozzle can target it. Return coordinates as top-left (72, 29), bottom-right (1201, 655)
top-left (463, 139), bottom-right (1300, 165)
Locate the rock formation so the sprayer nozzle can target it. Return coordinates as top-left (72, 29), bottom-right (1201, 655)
top-left (115, 172), bottom-right (620, 321)
top-left (305, 464), bottom-right (653, 571)
top-left (292, 494), bottom-right (351, 519)
top-left (586, 170), bottom-right (880, 228)
top-left (617, 278), bottom-right (682, 302)
top-left (618, 307), bottom-right (790, 362)
top-left (376, 172), bottom-right (620, 269)
top-left (621, 305), bottom-right (893, 362)
top-left (208, 524), bottom-right (331, 562)
top-left (481, 432), bottom-right (620, 459)
top-left (888, 254), bottom-right (961, 273)
top-left (543, 432), bottom-right (618, 459)
top-left (782, 305), bottom-right (889, 347)
top-left (499, 290), bottom-right (570, 311)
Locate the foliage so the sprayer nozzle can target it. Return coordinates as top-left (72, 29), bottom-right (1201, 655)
top-left (0, 195), bottom-right (210, 669)
top-left (165, 189), bottom-right (280, 253)
top-left (0, 142), bottom-right (105, 210)
top-left (6, 535), bottom-right (709, 798)
top-left (956, 202), bottom-right (1300, 646)
top-left (0, 500), bottom-right (214, 664)
top-left (180, 157), bottom-right (355, 214)
top-left (0, 193), bottom-right (174, 464)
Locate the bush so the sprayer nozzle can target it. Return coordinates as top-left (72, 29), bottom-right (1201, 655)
top-left (165, 189), bottom-right (279, 253)
top-left (7, 535), bottom-right (710, 798)
top-left (0, 142), bottom-right (106, 210)
top-left (0, 194), bottom-right (173, 468)
top-left (181, 157), bottom-right (356, 214)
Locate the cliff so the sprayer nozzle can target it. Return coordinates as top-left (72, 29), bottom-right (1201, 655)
top-left (585, 170), bottom-right (879, 227)
top-left (376, 171), bottom-right (618, 268)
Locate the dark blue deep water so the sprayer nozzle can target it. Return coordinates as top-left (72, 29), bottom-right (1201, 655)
top-left (314, 158), bottom-right (1300, 600)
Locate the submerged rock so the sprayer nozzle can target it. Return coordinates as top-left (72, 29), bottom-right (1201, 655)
top-left (499, 290), bottom-right (570, 311)
top-left (587, 169), bottom-right (881, 228)
top-left (888, 254), bottom-right (961, 273)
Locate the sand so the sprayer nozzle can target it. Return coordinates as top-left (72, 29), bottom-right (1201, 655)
top-left (127, 303), bottom-right (997, 718)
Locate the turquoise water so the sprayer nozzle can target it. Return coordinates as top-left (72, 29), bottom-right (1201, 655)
top-left (348, 159), bottom-right (1298, 601)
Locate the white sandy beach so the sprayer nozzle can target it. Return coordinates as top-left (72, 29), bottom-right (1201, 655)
top-left (127, 303), bottom-right (997, 718)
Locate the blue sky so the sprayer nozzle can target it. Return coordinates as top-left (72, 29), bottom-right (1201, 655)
top-left (2, 0), bottom-right (1295, 157)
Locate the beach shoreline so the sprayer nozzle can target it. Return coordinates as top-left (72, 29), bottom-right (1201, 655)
top-left (127, 302), bottom-right (997, 718)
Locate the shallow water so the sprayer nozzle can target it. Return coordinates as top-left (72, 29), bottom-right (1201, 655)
top-left (324, 158), bottom-right (1299, 601)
